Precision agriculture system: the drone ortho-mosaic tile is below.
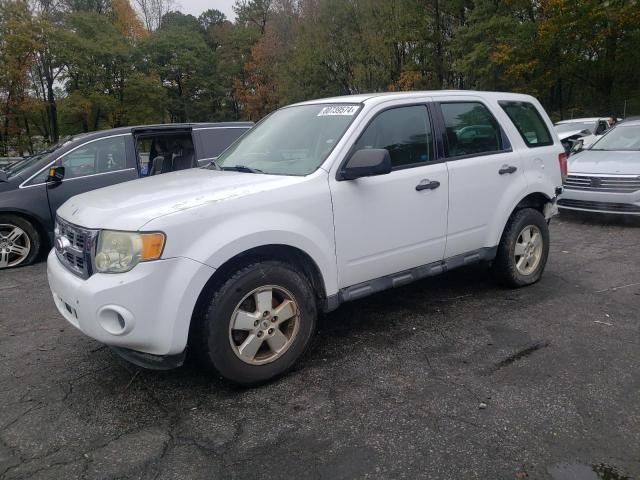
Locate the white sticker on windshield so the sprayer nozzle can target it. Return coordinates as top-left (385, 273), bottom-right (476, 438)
top-left (317, 105), bottom-right (358, 116)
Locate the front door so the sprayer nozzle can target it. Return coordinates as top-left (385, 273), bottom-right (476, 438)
top-left (46, 134), bottom-right (138, 222)
top-left (330, 104), bottom-right (449, 288)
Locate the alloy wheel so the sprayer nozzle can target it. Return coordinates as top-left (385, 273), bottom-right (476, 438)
top-left (514, 224), bottom-right (543, 276)
top-left (228, 285), bottom-right (300, 365)
top-left (0, 224), bottom-right (31, 268)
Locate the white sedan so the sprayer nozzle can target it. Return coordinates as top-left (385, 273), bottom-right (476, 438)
top-left (559, 120), bottom-right (640, 215)
top-left (555, 117), bottom-right (612, 153)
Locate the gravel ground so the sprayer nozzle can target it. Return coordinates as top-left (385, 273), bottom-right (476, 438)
top-left (1, 211), bottom-right (639, 480)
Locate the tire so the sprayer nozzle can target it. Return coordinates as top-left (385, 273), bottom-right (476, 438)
top-left (491, 208), bottom-right (550, 288)
top-left (192, 260), bottom-right (317, 385)
top-left (0, 214), bottom-right (41, 269)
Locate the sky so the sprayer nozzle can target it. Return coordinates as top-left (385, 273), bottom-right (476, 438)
top-left (177, 0), bottom-right (237, 20)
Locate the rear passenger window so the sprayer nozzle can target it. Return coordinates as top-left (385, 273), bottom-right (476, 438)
top-left (440, 102), bottom-right (504, 157)
top-left (353, 105), bottom-right (434, 169)
top-left (197, 128), bottom-right (248, 159)
top-left (499, 101), bottom-right (553, 147)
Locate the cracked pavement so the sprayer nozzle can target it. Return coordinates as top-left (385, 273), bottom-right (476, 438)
top-left (1, 212), bottom-right (639, 480)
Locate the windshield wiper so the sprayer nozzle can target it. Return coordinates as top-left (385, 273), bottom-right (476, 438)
top-left (221, 165), bottom-right (265, 174)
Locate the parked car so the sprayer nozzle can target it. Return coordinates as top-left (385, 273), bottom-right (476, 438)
top-left (0, 122), bottom-right (252, 269)
top-left (559, 119), bottom-right (640, 215)
top-left (0, 157), bottom-right (22, 168)
top-left (555, 117), bottom-right (612, 153)
top-left (47, 91), bottom-right (563, 385)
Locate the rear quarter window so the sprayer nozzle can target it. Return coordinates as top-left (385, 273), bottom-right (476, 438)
top-left (499, 101), bottom-right (553, 147)
top-left (196, 128), bottom-right (249, 159)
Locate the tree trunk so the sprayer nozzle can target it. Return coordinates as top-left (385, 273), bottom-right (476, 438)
top-left (93, 106), bottom-right (101, 131)
top-left (46, 75), bottom-right (58, 143)
top-left (432, 0), bottom-right (445, 89)
top-left (24, 117), bottom-right (34, 154)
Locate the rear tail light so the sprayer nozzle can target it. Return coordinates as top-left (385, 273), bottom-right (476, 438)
top-left (558, 152), bottom-right (568, 182)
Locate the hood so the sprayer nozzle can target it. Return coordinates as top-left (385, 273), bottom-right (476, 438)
top-left (57, 168), bottom-right (306, 231)
top-left (568, 149), bottom-right (640, 175)
top-left (0, 177), bottom-right (18, 193)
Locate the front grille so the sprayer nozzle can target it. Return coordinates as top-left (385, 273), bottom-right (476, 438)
top-left (55, 217), bottom-right (98, 279)
top-left (564, 174), bottom-right (640, 193)
top-left (558, 199), bottom-right (640, 213)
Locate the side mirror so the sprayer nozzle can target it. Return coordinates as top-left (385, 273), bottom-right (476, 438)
top-left (47, 165), bottom-right (65, 183)
top-left (339, 148), bottom-right (392, 181)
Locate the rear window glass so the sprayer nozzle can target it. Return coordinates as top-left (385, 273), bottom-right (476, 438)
top-left (500, 101), bottom-right (553, 147)
top-left (197, 128), bottom-right (249, 158)
top-left (440, 102), bottom-right (505, 157)
top-left (440, 102), bottom-right (508, 157)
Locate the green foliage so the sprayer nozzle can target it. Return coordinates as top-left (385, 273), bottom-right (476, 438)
top-left (141, 14), bottom-right (216, 122)
top-left (1, 0), bottom-right (640, 153)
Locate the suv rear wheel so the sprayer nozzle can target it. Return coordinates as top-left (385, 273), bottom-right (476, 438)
top-left (193, 260), bottom-right (317, 385)
top-left (492, 208), bottom-right (550, 287)
top-left (0, 214), bottom-right (40, 269)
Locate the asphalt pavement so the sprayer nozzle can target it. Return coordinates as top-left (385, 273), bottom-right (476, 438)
top-left (1, 212), bottom-right (639, 480)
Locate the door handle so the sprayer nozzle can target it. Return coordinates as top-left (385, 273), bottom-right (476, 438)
top-left (416, 180), bottom-right (440, 191)
top-left (499, 165), bottom-right (517, 175)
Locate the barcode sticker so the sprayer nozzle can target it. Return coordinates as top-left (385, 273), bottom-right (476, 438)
top-left (317, 105), bottom-right (359, 116)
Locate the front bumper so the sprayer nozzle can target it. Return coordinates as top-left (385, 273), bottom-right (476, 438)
top-left (559, 187), bottom-right (640, 215)
top-left (47, 250), bottom-right (215, 357)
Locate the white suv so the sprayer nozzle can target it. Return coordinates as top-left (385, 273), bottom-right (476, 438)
top-left (47, 91), bottom-right (564, 384)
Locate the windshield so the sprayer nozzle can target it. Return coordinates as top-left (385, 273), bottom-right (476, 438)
top-left (555, 122), bottom-right (594, 134)
top-left (211, 104), bottom-right (361, 175)
top-left (590, 125), bottom-right (640, 151)
top-left (2, 136), bottom-right (80, 179)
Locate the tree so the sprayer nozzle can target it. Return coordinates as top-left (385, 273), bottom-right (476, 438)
top-left (30, 12), bottom-right (65, 143)
top-left (234, 0), bottom-right (272, 34)
top-left (58, 11), bottom-right (136, 130)
top-left (112, 0), bottom-right (147, 40)
top-left (133, 0), bottom-right (173, 31)
top-left (198, 8), bottom-right (226, 30)
top-left (0, 0), bottom-right (38, 154)
top-left (141, 13), bottom-right (216, 122)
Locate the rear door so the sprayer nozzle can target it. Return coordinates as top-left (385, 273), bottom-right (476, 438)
top-left (193, 126), bottom-right (251, 165)
top-left (434, 97), bottom-right (527, 257)
top-left (132, 127), bottom-right (194, 176)
top-left (45, 133), bottom-right (138, 220)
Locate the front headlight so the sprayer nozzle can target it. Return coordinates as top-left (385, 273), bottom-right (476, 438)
top-left (94, 230), bottom-right (165, 273)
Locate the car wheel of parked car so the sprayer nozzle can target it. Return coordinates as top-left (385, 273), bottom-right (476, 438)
top-left (492, 208), bottom-right (550, 288)
top-left (194, 260), bottom-right (317, 385)
top-left (0, 214), bottom-right (40, 269)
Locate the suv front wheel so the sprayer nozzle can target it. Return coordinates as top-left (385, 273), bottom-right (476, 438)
top-left (193, 260), bottom-right (317, 385)
top-left (492, 208), bottom-right (550, 288)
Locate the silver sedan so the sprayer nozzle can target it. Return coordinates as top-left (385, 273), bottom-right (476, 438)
top-left (559, 120), bottom-right (640, 215)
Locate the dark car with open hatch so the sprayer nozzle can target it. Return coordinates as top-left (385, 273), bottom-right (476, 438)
top-left (0, 122), bottom-right (252, 269)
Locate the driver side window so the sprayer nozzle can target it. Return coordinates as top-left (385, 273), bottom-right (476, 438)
top-left (59, 136), bottom-right (128, 179)
top-left (353, 105), bottom-right (434, 169)
top-left (30, 136), bottom-right (128, 185)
